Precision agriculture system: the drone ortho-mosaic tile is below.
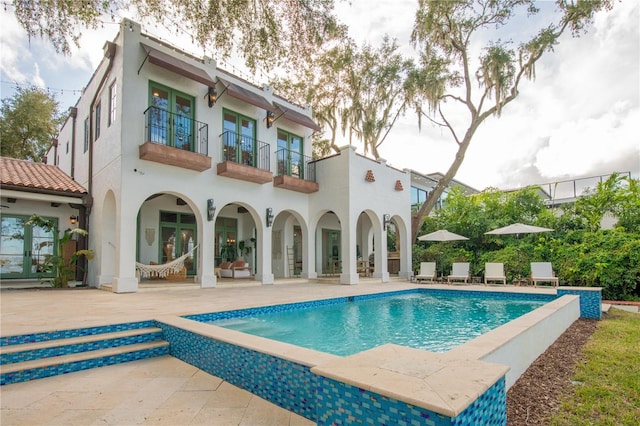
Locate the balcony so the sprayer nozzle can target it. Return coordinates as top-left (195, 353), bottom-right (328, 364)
top-left (273, 148), bottom-right (319, 193)
top-left (217, 131), bottom-right (272, 184)
top-left (140, 106), bottom-right (211, 172)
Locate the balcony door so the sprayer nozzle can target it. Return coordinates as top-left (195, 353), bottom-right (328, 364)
top-left (149, 82), bottom-right (195, 151)
top-left (223, 110), bottom-right (256, 165)
top-left (277, 130), bottom-right (303, 178)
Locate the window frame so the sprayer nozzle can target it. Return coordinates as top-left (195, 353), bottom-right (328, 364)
top-left (94, 101), bottom-right (101, 140)
top-left (83, 117), bottom-right (89, 153)
top-left (108, 80), bottom-right (117, 126)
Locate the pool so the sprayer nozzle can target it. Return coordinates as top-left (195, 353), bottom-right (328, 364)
top-left (160, 286), bottom-right (596, 424)
top-left (206, 292), bottom-right (549, 355)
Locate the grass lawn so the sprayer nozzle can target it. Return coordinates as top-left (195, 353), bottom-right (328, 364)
top-left (550, 308), bottom-right (640, 425)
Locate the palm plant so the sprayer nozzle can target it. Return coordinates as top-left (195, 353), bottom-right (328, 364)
top-left (25, 214), bottom-right (94, 287)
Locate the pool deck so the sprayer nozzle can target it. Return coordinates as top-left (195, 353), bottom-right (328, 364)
top-left (0, 279), bottom-right (560, 425)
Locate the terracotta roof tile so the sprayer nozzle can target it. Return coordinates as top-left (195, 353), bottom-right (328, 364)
top-left (0, 157), bottom-right (87, 195)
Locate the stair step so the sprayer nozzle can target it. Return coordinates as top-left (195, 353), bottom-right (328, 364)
top-left (1, 327), bottom-right (162, 354)
top-left (1, 341), bottom-right (168, 374)
top-left (1, 341), bottom-right (170, 385)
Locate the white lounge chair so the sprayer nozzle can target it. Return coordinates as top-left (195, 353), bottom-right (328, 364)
top-left (447, 262), bottom-right (470, 284)
top-left (530, 262), bottom-right (559, 287)
top-left (416, 262), bottom-right (437, 283)
top-left (484, 262), bottom-right (506, 285)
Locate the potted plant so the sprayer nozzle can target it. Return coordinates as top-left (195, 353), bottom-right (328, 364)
top-left (220, 243), bottom-right (236, 262)
top-left (238, 240), bottom-right (253, 260)
top-left (26, 214), bottom-right (94, 288)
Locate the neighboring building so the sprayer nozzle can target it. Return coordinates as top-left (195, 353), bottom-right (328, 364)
top-left (1, 19), bottom-right (413, 292)
top-left (409, 170), bottom-right (479, 212)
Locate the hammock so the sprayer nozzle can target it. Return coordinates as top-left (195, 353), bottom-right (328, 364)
top-left (136, 245), bottom-right (198, 279)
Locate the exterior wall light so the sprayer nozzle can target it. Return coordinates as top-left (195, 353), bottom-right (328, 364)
top-left (266, 207), bottom-right (274, 227)
top-left (383, 214), bottom-right (391, 230)
top-left (207, 199), bottom-right (216, 222)
top-left (266, 110), bottom-right (275, 128)
top-left (70, 215), bottom-right (79, 225)
top-left (207, 86), bottom-right (217, 108)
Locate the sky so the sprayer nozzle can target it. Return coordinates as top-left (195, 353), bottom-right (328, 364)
top-left (1, 0), bottom-right (639, 191)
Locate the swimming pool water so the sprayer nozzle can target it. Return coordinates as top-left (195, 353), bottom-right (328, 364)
top-left (209, 293), bottom-right (547, 356)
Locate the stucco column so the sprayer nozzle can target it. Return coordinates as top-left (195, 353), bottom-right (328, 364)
top-left (111, 207), bottom-right (139, 293)
top-left (372, 226), bottom-right (390, 282)
top-left (198, 218), bottom-right (216, 288)
top-left (300, 224), bottom-right (317, 279)
top-left (340, 218), bottom-right (359, 285)
top-left (256, 226), bottom-right (274, 284)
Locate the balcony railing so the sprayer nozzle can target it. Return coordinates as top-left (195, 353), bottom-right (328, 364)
top-left (220, 131), bottom-right (270, 171)
top-left (541, 171), bottom-right (632, 205)
top-left (276, 148), bottom-right (316, 182)
top-left (144, 106), bottom-right (208, 155)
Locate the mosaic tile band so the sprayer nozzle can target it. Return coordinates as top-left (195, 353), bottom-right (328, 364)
top-left (558, 288), bottom-right (602, 319)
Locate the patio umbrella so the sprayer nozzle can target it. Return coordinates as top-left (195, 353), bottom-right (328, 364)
top-left (485, 223), bottom-right (553, 236)
top-left (418, 229), bottom-right (469, 242)
top-left (418, 230), bottom-right (469, 279)
top-left (485, 223), bottom-right (553, 281)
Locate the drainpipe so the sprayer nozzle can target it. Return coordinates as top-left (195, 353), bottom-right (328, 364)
top-left (69, 107), bottom-right (77, 178)
top-left (83, 40), bottom-right (116, 285)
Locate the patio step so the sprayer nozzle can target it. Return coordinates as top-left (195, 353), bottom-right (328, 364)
top-left (0, 327), bottom-right (169, 386)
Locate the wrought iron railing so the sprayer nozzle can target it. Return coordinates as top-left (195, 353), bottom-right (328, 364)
top-left (276, 148), bottom-right (316, 182)
top-left (219, 131), bottom-right (270, 171)
top-left (144, 106), bottom-right (208, 155)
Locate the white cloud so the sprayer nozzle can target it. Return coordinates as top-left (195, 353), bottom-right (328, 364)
top-left (0, 10), bottom-right (33, 83)
top-left (380, 0), bottom-right (640, 189)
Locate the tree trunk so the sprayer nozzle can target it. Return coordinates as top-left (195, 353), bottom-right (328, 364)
top-left (410, 125), bottom-right (479, 242)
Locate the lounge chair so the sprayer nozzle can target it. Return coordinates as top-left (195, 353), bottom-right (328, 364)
top-left (530, 262), bottom-right (558, 287)
top-left (416, 262), bottom-right (437, 283)
top-left (447, 262), bottom-right (470, 284)
top-left (484, 262), bottom-right (506, 285)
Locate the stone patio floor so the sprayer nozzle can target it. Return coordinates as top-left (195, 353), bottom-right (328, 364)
top-left (1, 278), bottom-right (421, 425)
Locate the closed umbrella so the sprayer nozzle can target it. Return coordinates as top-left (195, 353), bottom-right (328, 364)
top-left (485, 223), bottom-right (553, 281)
top-left (418, 230), bottom-right (469, 280)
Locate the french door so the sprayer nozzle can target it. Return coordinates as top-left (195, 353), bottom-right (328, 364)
top-left (0, 215), bottom-right (56, 279)
top-left (277, 130), bottom-right (303, 178)
top-left (223, 110), bottom-right (256, 166)
top-left (159, 212), bottom-right (197, 275)
top-left (149, 82), bottom-right (195, 151)
top-left (322, 229), bottom-right (341, 275)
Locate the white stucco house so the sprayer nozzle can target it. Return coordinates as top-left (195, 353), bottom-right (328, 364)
top-left (1, 19), bottom-right (414, 292)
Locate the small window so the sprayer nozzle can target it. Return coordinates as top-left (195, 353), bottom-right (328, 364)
top-left (108, 81), bottom-right (117, 126)
top-left (95, 101), bottom-right (101, 140)
top-left (83, 117), bottom-right (89, 152)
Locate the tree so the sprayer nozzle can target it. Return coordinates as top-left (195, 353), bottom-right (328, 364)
top-left (272, 37), bottom-right (355, 156)
top-left (273, 37), bottom-right (414, 158)
top-left (345, 38), bottom-right (415, 158)
top-left (568, 173), bottom-right (640, 233)
top-left (11, 0), bottom-right (340, 73)
top-left (0, 86), bottom-right (64, 161)
top-left (406, 0), bottom-right (614, 242)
